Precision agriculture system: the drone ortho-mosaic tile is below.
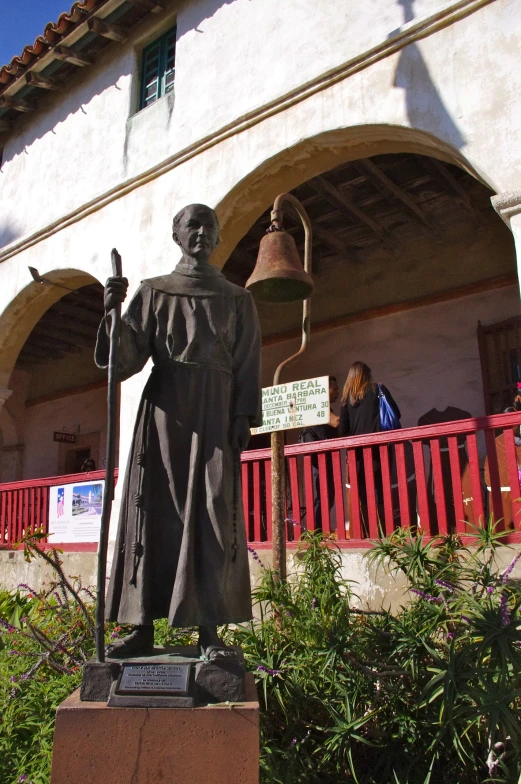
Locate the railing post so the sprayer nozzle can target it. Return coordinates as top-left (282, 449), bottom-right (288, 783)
top-left (271, 430), bottom-right (286, 582)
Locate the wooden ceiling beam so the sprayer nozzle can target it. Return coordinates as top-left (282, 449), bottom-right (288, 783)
top-left (427, 158), bottom-right (485, 227)
top-left (0, 96), bottom-right (34, 113)
top-left (28, 334), bottom-right (83, 354)
top-left (127, 0), bottom-right (164, 13)
top-left (50, 301), bottom-right (101, 326)
top-left (358, 158), bottom-right (437, 234)
top-left (88, 17), bottom-right (127, 43)
top-left (25, 72), bottom-right (61, 91)
top-left (54, 45), bottom-right (93, 68)
top-left (308, 175), bottom-right (397, 252)
top-left (18, 344), bottom-right (64, 360)
top-left (38, 312), bottom-right (97, 339)
top-left (32, 324), bottom-right (94, 348)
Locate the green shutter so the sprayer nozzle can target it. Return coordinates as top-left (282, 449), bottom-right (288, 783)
top-left (140, 26), bottom-right (177, 110)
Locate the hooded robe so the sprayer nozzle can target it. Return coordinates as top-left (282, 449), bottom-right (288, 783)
top-left (95, 263), bottom-right (262, 627)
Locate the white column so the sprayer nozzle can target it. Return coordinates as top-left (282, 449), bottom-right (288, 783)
top-left (491, 191), bottom-right (521, 278)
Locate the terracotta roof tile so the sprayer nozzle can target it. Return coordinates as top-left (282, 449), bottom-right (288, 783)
top-left (0, 0), bottom-right (106, 87)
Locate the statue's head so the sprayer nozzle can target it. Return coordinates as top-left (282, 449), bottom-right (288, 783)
top-left (172, 204), bottom-right (220, 263)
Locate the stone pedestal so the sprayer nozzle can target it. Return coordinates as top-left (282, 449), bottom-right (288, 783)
top-left (50, 673), bottom-right (259, 784)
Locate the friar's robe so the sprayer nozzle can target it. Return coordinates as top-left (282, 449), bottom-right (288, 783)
top-left (95, 263), bottom-right (262, 627)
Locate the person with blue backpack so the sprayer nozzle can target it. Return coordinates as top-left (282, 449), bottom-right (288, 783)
top-left (339, 361), bottom-right (401, 529)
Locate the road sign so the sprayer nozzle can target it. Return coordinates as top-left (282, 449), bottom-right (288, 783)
top-left (251, 375), bottom-right (330, 435)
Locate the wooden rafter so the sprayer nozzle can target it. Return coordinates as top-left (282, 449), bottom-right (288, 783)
top-left (39, 312), bottom-right (97, 340)
top-left (308, 175), bottom-right (397, 251)
top-left (87, 17), bottom-right (127, 43)
top-left (357, 158), bottom-right (437, 234)
top-left (428, 158), bottom-right (485, 227)
top-left (29, 334), bottom-right (83, 354)
top-left (54, 45), bottom-right (93, 67)
top-left (50, 301), bottom-right (101, 326)
top-left (32, 324), bottom-right (95, 348)
top-left (25, 72), bottom-right (61, 91)
top-left (0, 96), bottom-right (34, 113)
top-left (127, 0), bottom-right (164, 13)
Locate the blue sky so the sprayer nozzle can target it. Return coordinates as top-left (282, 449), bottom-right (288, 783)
top-left (0, 0), bottom-right (71, 66)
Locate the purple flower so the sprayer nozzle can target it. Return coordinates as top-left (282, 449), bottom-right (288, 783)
top-left (9, 688), bottom-right (17, 699)
top-left (247, 546), bottom-right (265, 569)
top-left (256, 665), bottom-right (282, 676)
top-left (311, 598), bottom-right (316, 610)
top-left (10, 675), bottom-right (17, 682)
top-left (0, 618), bottom-right (15, 632)
top-left (446, 632), bottom-right (455, 641)
top-left (18, 776), bottom-right (28, 783)
top-left (435, 579), bottom-right (456, 593)
top-left (500, 593), bottom-right (511, 627)
top-left (410, 589), bottom-right (442, 604)
top-left (502, 553), bottom-right (521, 584)
top-left (17, 583), bottom-right (37, 596)
top-left (285, 517), bottom-right (298, 527)
top-left (110, 631), bottom-right (120, 639)
top-left (20, 674), bottom-right (30, 681)
top-left (461, 615), bottom-right (472, 624)
top-left (291, 738), bottom-right (297, 747)
top-left (8, 649), bottom-right (19, 656)
top-left (487, 586), bottom-right (495, 595)
top-left (285, 611), bottom-right (291, 617)
top-left (53, 591), bottom-right (63, 606)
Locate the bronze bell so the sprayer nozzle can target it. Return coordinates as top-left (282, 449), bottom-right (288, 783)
top-left (245, 230), bottom-right (314, 303)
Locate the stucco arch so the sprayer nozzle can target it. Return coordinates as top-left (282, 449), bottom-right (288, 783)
top-left (0, 268), bottom-right (99, 387)
top-left (213, 123), bottom-right (497, 270)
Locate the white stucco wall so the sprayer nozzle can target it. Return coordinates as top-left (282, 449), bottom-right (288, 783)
top-left (1, 0), bottom-right (521, 253)
top-left (262, 284), bottom-right (521, 430)
top-left (22, 387), bottom-right (108, 480)
top-left (0, 0), bottom-right (519, 551)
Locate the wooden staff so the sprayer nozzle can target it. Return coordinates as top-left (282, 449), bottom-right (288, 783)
top-left (95, 248), bottom-right (122, 662)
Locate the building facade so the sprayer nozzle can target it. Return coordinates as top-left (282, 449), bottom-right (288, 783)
top-left (1, 0), bottom-right (521, 592)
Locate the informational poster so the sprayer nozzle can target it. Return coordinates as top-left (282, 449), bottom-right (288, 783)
top-left (251, 375), bottom-right (330, 435)
top-left (48, 480), bottom-right (104, 543)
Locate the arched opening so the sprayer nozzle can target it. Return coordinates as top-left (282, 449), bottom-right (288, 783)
top-left (223, 149), bottom-right (519, 431)
top-left (0, 271), bottom-right (112, 482)
top-left (224, 145), bottom-right (521, 539)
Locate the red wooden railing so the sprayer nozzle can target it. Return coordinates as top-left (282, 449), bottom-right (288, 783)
top-left (0, 469), bottom-right (117, 551)
top-left (241, 411), bottom-right (521, 547)
top-left (1, 412), bottom-right (521, 550)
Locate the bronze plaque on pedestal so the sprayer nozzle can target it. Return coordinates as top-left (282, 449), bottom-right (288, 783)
top-left (108, 662), bottom-right (195, 707)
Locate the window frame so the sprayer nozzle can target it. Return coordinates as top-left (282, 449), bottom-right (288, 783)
top-left (139, 25), bottom-right (177, 111)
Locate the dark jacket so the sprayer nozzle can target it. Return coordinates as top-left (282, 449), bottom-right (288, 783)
top-left (339, 383), bottom-right (400, 437)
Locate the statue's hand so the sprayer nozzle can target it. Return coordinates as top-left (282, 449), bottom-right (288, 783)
top-left (231, 415), bottom-right (251, 453)
top-left (104, 276), bottom-right (129, 312)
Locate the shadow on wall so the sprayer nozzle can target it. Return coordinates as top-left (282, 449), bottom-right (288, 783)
top-left (1, 45), bottom-right (132, 168)
top-left (391, 0), bottom-right (466, 150)
top-left (1, 0), bottom-right (240, 170)
top-left (0, 219), bottom-right (22, 249)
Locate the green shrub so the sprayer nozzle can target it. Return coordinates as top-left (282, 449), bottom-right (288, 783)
top-left (234, 527), bottom-right (521, 784)
top-left (0, 526), bottom-right (520, 784)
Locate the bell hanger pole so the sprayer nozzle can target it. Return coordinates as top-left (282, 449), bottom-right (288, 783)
top-left (270, 193), bottom-right (312, 386)
top-left (269, 193), bottom-right (313, 583)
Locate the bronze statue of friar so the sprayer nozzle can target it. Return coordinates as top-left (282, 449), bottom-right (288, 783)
top-left (95, 204), bottom-right (262, 659)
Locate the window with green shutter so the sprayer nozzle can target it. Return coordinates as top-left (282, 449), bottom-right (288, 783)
top-left (139, 26), bottom-right (176, 110)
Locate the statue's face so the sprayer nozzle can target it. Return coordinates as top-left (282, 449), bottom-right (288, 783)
top-left (174, 205), bottom-right (220, 262)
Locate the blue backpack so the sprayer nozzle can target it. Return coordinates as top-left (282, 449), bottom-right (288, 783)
top-left (377, 384), bottom-right (401, 431)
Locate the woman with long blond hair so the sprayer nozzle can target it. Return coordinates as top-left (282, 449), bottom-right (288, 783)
top-left (339, 362), bottom-right (400, 523)
top-left (339, 361), bottom-right (400, 437)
